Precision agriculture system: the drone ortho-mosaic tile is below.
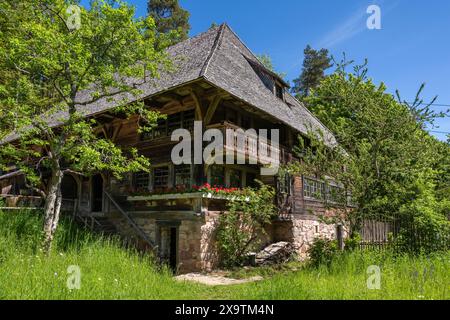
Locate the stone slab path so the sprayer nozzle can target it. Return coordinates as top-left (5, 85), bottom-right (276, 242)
top-left (175, 273), bottom-right (263, 286)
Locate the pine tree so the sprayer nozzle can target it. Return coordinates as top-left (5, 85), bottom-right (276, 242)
top-left (147, 0), bottom-right (190, 44)
top-left (292, 45), bottom-right (332, 97)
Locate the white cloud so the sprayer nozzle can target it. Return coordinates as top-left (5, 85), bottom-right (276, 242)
top-left (316, 1), bottom-right (399, 49)
top-left (316, 9), bottom-right (368, 49)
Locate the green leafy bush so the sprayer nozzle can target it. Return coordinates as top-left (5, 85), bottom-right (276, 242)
top-left (344, 232), bottom-right (362, 251)
top-left (395, 176), bottom-right (450, 253)
top-left (307, 237), bottom-right (339, 267)
top-left (216, 182), bottom-right (276, 268)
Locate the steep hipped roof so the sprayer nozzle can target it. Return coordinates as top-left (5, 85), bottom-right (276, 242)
top-left (202, 24), bottom-right (336, 146)
top-left (3, 23), bottom-right (337, 146)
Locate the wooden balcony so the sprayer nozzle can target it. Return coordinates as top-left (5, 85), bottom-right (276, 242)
top-left (207, 122), bottom-right (290, 165)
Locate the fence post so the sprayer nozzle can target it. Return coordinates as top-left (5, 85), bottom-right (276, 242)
top-left (337, 223), bottom-right (344, 251)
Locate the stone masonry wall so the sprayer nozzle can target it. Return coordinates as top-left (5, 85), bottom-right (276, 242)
top-left (291, 217), bottom-right (337, 259)
top-left (108, 212), bottom-right (348, 273)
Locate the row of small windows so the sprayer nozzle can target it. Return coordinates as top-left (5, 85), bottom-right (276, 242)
top-left (133, 165), bottom-right (258, 191)
top-left (133, 165), bottom-right (190, 191)
top-left (303, 177), bottom-right (348, 204)
top-left (141, 109), bottom-right (195, 140)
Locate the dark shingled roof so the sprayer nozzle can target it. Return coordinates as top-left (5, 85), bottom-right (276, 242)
top-left (201, 24), bottom-right (336, 146)
top-left (3, 23), bottom-right (337, 146)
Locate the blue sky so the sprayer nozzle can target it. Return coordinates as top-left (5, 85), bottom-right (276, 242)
top-left (84, 0), bottom-right (450, 141)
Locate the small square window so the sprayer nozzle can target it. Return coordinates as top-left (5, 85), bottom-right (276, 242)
top-left (154, 166), bottom-right (169, 189)
top-left (174, 165), bottom-right (191, 188)
top-left (133, 171), bottom-right (150, 190)
top-left (275, 84), bottom-right (284, 100)
top-left (182, 109), bottom-right (195, 132)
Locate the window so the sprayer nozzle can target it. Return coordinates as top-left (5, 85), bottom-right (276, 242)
top-left (210, 165), bottom-right (225, 187)
top-left (277, 173), bottom-right (292, 194)
top-left (152, 118), bottom-right (167, 140)
top-left (182, 109), bottom-right (195, 132)
top-left (275, 84), bottom-right (284, 100)
top-left (229, 169), bottom-right (242, 188)
top-left (167, 112), bottom-right (182, 134)
top-left (141, 110), bottom-right (195, 141)
top-left (303, 177), bottom-right (349, 204)
top-left (174, 165), bottom-right (191, 188)
top-left (303, 178), bottom-right (325, 200)
top-left (154, 166), bottom-right (169, 189)
top-left (133, 171), bottom-right (150, 190)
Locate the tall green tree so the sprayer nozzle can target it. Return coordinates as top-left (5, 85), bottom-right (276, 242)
top-left (0, 0), bottom-right (169, 252)
top-left (292, 45), bottom-right (332, 97)
top-left (291, 61), bottom-right (450, 250)
top-left (147, 0), bottom-right (190, 44)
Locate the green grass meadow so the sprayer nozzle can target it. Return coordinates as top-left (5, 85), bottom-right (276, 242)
top-left (0, 210), bottom-right (448, 300)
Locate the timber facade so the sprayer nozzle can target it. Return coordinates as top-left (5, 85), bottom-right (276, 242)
top-left (0, 24), bottom-right (348, 273)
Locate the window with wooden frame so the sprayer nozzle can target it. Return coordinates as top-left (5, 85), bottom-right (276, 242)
top-left (142, 117), bottom-right (167, 140)
top-left (303, 177), bottom-right (325, 200)
top-left (167, 112), bottom-right (182, 135)
top-left (133, 171), bottom-right (150, 190)
top-left (210, 165), bottom-right (225, 187)
top-left (182, 109), bottom-right (195, 132)
top-left (141, 110), bottom-right (195, 141)
top-left (275, 83), bottom-right (284, 100)
top-left (174, 164), bottom-right (191, 188)
top-left (153, 166), bottom-right (169, 189)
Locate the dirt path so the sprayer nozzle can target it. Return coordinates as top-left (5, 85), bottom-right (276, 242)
top-left (174, 273), bottom-right (263, 286)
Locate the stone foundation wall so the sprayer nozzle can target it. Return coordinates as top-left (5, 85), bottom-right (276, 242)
top-left (285, 216), bottom-right (349, 259)
top-left (291, 217), bottom-right (337, 259)
top-left (108, 212), bottom-right (348, 273)
top-left (200, 212), bottom-right (220, 271)
top-left (178, 220), bottom-right (203, 273)
top-left (109, 214), bottom-right (210, 274)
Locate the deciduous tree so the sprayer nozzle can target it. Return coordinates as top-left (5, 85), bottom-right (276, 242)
top-left (0, 0), bottom-right (169, 252)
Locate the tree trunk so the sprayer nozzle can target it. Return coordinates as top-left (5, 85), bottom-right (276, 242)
top-left (42, 163), bottom-right (63, 254)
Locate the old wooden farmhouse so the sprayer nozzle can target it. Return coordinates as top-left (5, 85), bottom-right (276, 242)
top-left (0, 24), bottom-right (347, 273)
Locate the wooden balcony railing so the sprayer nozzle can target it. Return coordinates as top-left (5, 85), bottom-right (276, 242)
top-left (207, 122), bottom-right (284, 165)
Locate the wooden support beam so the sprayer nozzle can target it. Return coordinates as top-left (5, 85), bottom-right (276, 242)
top-left (162, 92), bottom-right (184, 104)
top-left (189, 90), bottom-right (203, 121)
top-left (111, 123), bottom-right (123, 142)
top-left (204, 95), bottom-right (223, 125)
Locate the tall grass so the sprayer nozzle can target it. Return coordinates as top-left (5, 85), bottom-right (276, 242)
top-left (0, 209), bottom-right (448, 300)
top-left (229, 250), bottom-right (449, 300)
top-left (0, 210), bottom-right (209, 299)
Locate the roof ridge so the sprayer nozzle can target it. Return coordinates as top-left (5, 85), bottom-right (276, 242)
top-left (220, 24), bottom-right (289, 87)
top-left (200, 23), bottom-right (227, 77)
